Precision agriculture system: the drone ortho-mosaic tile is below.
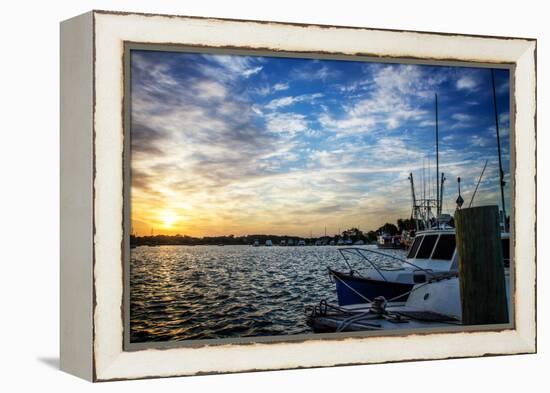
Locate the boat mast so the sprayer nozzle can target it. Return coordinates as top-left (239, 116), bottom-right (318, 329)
top-left (435, 93), bottom-right (440, 218)
top-left (491, 69), bottom-right (507, 231)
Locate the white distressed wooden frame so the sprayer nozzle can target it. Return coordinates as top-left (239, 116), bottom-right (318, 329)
top-left (60, 10), bottom-right (536, 382)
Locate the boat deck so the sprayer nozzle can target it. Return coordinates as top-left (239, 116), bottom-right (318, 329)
top-left (306, 303), bottom-right (461, 333)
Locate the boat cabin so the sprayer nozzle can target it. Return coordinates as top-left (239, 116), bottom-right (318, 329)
top-left (406, 229), bottom-right (510, 272)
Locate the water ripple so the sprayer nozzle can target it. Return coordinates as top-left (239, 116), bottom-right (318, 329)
top-left (130, 245), bottom-right (405, 342)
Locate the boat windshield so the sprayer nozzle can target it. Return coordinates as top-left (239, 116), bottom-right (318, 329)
top-left (415, 235), bottom-right (438, 259)
top-left (407, 235), bottom-right (423, 258)
top-left (407, 233), bottom-right (510, 264)
top-left (431, 234), bottom-right (456, 260)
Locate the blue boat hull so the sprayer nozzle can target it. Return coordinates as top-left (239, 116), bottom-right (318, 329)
top-left (329, 269), bottom-right (414, 306)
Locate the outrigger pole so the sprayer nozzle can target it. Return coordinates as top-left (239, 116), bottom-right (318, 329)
top-left (439, 172), bottom-right (446, 215)
top-left (491, 69), bottom-right (507, 231)
top-left (408, 173), bottom-right (419, 231)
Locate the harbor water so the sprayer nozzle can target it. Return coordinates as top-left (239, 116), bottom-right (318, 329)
top-left (130, 245), bottom-right (405, 342)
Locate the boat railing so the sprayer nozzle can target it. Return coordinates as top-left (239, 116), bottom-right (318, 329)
top-left (337, 247), bottom-right (435, 282)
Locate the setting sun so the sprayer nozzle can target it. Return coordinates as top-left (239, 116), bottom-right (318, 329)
top-left (160, 211), bottom-right (177, 228)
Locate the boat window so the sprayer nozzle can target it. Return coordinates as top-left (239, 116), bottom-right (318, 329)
top-left (415, 235), bottom-right (438, 259)
top-left (431, 234), bottom-right (456, 260)
top-left (407, 236), bottom-right (423, 258)
top-left (501, 238), bottom-right (510, 267)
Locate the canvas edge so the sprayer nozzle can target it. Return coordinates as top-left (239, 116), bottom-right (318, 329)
top-left (59, 11), bottom-right (95, 381)
top-left (89, 11), bottom-right (537, 381)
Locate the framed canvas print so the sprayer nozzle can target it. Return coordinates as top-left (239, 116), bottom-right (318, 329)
top-left (60, 10), bottom-right (537, 381)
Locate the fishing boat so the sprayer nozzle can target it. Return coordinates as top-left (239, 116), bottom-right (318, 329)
top-left (265, 239), bottom-right (273, 246)
top-left (280, 240), bottom-right (286, 246)
top-left (329, 229), bottom-right (510, 306)
top-left (253, 240), bottom-right (260, 247)
top-left (297, 240), bottom-right (306, 246)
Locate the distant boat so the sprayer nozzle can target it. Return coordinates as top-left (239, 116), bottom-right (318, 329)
top-left (329, 240), bottom-right (335, 246)
top-left (376, 233), bottom-right (406, 249)
top-left (337, 238), bottom-right (344, 246)
top-left (253, 240), bottom-right (260, 247)
top-left (280, 240), bottom-right (286, 246)
top-left (287, 239), bottom-right (294, 246)
top-left (345, 239), bottom-right (353, 245)
top-left (297, 240), bottom-right (305, 246)
top-left (354, 240), bottom-right (364, 245)
top-left (265, 239), bottom-right (273, 246)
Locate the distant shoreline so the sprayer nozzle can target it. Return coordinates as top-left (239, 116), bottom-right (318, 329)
top-left (130, 221), bottom-right (419, 247)
top-left (130, 233), bottom-right (372, 247)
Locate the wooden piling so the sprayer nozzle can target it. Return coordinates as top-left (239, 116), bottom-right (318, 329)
top-left (454, 205), bottom-right (508, 325)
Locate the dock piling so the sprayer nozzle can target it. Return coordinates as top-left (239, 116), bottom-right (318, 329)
top-left (454, 205), bottom-right (508, 325)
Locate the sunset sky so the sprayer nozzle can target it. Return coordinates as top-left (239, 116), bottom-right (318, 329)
top-left (130, 50), bottom-right (510, 237)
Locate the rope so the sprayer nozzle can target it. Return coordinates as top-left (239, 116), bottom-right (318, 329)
top-left (330, 271), bottom-right (372, 304)
top-left (336, 313), bottom-right (382, 332)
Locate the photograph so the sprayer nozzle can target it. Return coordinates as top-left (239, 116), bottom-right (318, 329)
top-left (127, 47), bottom-right (512, 344)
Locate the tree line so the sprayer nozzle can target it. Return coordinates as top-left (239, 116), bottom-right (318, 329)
top-left (130, 217), bottom-right (428, 246)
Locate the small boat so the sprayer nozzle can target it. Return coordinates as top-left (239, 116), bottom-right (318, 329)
top-left (253, 240), bottom-right (260, 247)
top-left (306, 271), bottom-right (509, 333)
top-left (377, 233), bottom-right (406, 249)
top-left (280, 240), bottom-right (286, 246)
top-left (265, 239), bottom-right (273, 246)
top-left (306, 275), bottom-right (460, 332)
top-left (336, 238), bottom-right (344, 246)
top-left (354, 240), bottom-right (365, 245)
top-left (287, 239), bottom-right (295, 246)
top-left (329, 229), bottom-right (510, 306)
top-left (297, 240), bottom-right (306, 246)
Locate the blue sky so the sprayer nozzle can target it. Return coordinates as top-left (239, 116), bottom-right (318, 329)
top-left (130, 49), bottom-right (510, 237)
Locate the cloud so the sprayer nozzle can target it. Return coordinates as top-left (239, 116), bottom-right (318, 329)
top-left (206, 54), bottom-right (263, 78)
top-left (292, 63), bottom-right (339, 81)
top-left (194, 80), bottom-right (226, 100)
top-left (456, 75), bottom-right (478, 90)
top-left (265, 93), bottom-right (323, 110)
top-left (469, 134), bottom-right (491, 147)
top-left (318, 64), bottom-right (434, 136)
top-left (452, 113), bottom-right (473, 122)
top-left (499, 112), bottom-right (510, 125)
top-left (254, 82), bottom-right (290, 96)
top-left (264, 112), bottom-right (308, 135)
top-left (497, 79), bottom-right (510, 94)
